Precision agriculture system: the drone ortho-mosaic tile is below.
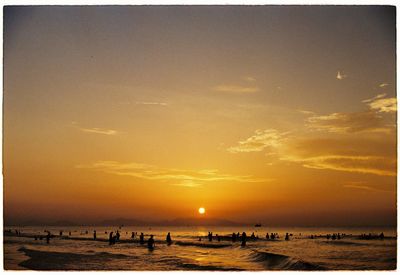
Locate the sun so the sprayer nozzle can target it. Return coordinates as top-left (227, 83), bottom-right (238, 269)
top-left (198, 207), bottom-right (205, 215)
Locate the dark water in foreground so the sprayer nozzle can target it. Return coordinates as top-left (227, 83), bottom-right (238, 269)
top-left (3, 226), bottom-right (397, 270)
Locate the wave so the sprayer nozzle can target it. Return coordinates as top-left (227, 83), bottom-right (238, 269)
top-left (176, 262), bottom-right (244, 271)
top-left (249, 250), bottom-right (325, 270)
top-left (17, 247), bottom-right (133, 270)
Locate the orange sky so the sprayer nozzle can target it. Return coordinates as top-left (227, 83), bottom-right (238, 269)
top-left (3, 6), bottom-right (396, 226)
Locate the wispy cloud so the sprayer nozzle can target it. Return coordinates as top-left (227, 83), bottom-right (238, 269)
top-left (306, 111), bottom-right (390, 133)
top-left (363, 93), bottom-right (396, 113)
top-left (213, 84), bottom-right (259, 94)
top-left (297, 109), bottom-right (315, 115)
top-left (281, 154), bottom-right (396, 176)
top-left (77, 161), bottom-right (269, 183)
top-left (343, 182), bottom-right (393, 192)
top-left (71, 122), bottom-right (119, 136)
top-left (80, 128), bottom-right (118, 135)
top-left (242, 76), bottom-right (257, 82)
top-left (227, 129), bottom-right (287, 153)
top-left (336, 71), bottom-right (347, 80)
top-left (306, 93), bottom-right (396, 133)
top-left (279, 135), bottom-right (397, 177)
top-left (171, 180), bottom-right (202, 188)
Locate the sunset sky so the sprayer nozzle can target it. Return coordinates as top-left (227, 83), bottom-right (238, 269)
top-left (4, 6), bottom-right (396, 226)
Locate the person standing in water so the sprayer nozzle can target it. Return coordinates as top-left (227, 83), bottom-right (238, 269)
top-left (241, 232), bottom-right (247, 247)
top-left (232, 232), bottom-right (237, 242)
top-left (109, 231), bottom-right (114, 245)
top-left (148, 235), bottom-right (155, 250)
top-left (46, 231), bottom-right (51, 244)
top-left (93, 230), bottom-right (97, 240)
top-left (116, 231), bottom-right (120, 241)
top-left (166, 232), bottom-right (172, 245)
top-left (140, 232), bottom-right (145, 244)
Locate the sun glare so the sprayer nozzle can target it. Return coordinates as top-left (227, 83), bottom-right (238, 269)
top-left (198, 207), bottom-right (205, 215)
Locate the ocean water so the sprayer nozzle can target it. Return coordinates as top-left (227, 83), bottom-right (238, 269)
top-left (3, 226), bottom-right (397, 270)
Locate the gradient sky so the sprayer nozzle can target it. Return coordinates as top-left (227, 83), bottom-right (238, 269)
top-left (4, 6), bottom-right (396, 226)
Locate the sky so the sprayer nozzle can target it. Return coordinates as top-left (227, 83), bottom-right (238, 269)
top-left (3, 5), bottom-right (397, 226)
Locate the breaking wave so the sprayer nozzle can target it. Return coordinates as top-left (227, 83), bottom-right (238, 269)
top-left (249, 250), bottom-right (325, 270)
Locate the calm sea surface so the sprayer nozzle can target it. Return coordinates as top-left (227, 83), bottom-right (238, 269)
top-left (4, 226), bottom-right (397, 270)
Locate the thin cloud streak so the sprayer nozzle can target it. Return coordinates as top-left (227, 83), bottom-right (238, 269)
top-left (172, 180), bottom-right (202, 188)
top-left (243, 76), bottom-right (257, 82)
top-left (71, 122), bottom-right (119, 136)
top-left (80, 128), bottom-right (118, 135)
top-left (213, 85), bottom-right (259, 94)
top-left (343, 183), bottom-right (393, 192)
top-left (77, 161), bottom-right (271, 183)
top-left (281, 155), bottom-right (396, 177)
top-left (135, 101), bottom-right (168, 106)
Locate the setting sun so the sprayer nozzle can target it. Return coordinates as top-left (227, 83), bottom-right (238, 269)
top-left (198, 207), bottom-right (205, 215)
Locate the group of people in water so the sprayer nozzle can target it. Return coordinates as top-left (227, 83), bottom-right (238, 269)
top-left (307, 232), bottom-right (385, 240)
top-left (107, 231), bottom-right (172, 249)
top-left (8, 228), bottom-right (388, 248)
top-left (359, 232), bottom-right (385, 240)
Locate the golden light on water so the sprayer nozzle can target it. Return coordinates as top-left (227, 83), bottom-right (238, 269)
top-left (198, 207), bottom-right (205, 215)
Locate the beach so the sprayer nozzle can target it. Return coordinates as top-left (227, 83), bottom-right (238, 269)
top-left (4, 226), bottom-right (397, 270)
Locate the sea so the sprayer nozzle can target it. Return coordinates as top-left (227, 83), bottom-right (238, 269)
top-left (3, 226), bottom-right (397, 270)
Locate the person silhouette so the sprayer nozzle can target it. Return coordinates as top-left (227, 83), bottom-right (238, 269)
top-left (285, 233), bottom-right (289, 241)
top-left (241, 232), bottom-right (247, 247)
top-left (46, 231), bottom-right (51, 244)
top-left (116, 231), bottom-right (120, 241)
top-left (266, 233), bottom-right (269, 239)
top-left (131, 232), bottom-right (135, 239)
top-left (109, 232), bottom-right (114, 245)
top-left (208, 232), bottom-right (213, 242)
top-left (93, 230), bottom-right (97, 240)
top-left (140, 232), bottom-right (145, 244)
top-left (166, 232), bottom-right (172, 245)
top-left (148, 235), bottom-right (155, 250)
top-left (232, 232), bottom-right (237, 242)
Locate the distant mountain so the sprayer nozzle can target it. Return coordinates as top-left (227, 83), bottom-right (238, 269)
top-left (163, 217), bottom-right (242, 226)
top-left (99, 218), bottom-right (146, 226)
top-left (5, 219), bottom-right (79, 226)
